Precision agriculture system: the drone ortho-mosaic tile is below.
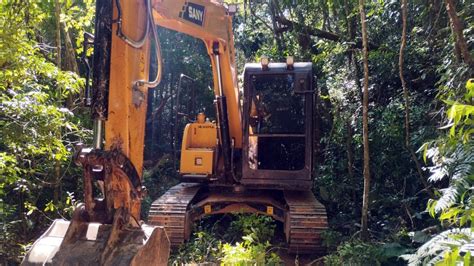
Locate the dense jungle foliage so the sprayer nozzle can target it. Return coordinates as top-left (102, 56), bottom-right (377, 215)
top-left (1, 0), bottom-right (472, 265)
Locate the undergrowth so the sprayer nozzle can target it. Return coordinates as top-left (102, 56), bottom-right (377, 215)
top-left (169, 213), bottom-right (281, 265)
top-left (321, 230), bottom-right (412, 265)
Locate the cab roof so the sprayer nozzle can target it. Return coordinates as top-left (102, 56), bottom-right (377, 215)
top-left (243, 62), bottom-right (312, 73)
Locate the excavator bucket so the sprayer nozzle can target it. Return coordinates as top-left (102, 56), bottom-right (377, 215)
top-left (22, 146), bottom-right (171, 265)
top-left (22, 208), bottom-right (170, 266)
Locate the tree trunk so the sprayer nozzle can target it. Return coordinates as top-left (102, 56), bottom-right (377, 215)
top-left (269, 0), bottom-right (284, 54)
top-left (321, 1), bottom-right (330, 31)
top-left (359, 0), bottom-right (371, 241)
top-left (346, 119), bottom-right (357, 214)
top-left (451, 28), bottom-right (462, 63)
top-left (145, 49), bottom-right (159, 160)
top-left (55, 0), bottom-right (61, 69)
top-left (444, 0), bottom-right (473, 67)
top-left (313, 89), bottom-right (322, 175)
top-left (145, 88), bottom-right (155, 160)
top-left (169, 73), bottom-right (175, 165)
top-left (399, 0), bottom-right (434, 198)
top-left (62, 23), bottom-right (78, 73)
top-left (331, 2), bottom-right (340, 34)
top-left (400, 0), bottom-right (409, 147)
top-left (275, 16), bottom-right (379, 50)
top-left (54, 0), bottom-right (62, 204)
top-left (155, 85), bottom-right (165, 158)
top-left (62, 22), bottom-right (79, 109)
top-left (345, 0), bottom-right (361, 214)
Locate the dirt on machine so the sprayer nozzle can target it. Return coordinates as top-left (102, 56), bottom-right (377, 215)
top-left (22, 0), bottom-right (327, 265)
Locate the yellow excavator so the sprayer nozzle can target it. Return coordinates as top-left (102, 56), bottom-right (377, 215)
top-left (22, 0), bottom-right (328, 264)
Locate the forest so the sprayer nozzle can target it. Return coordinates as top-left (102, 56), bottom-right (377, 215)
top-left (0, 0), bottom-right (473, 265)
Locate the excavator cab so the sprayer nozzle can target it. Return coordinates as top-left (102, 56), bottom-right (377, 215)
top-left (242, 61), bottom-right (314, 190)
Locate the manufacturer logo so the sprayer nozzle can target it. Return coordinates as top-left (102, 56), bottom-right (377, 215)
top-left (179, 2), bottom-right (205, 26)
top-left (198, 125), bottom-right (214, 129)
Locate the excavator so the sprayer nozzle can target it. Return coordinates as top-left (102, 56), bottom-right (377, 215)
top-left (22, 0), bottom-right (328, 265)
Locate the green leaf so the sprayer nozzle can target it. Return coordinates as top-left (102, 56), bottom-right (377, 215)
top-left (422, 143), bottom-right (428, 163)
top-left (464, 251), bottom-right (471, 266)
top-left (44, 201), bottom-right (56, 212)
top-left (412, 231), bottom-right (430, 243)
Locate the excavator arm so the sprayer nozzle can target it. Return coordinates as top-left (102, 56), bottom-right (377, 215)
top-left (93, 0), bottom-right (241, 221)
top-left (102, 0), bottom-right (242, 200)
top-left (22, 1), bottom-right (241, 265)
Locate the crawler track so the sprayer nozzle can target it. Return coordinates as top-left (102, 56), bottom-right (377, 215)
top-left (148, 184), bottom-right (327, 254)
top-left (147, 183), bottom-right (201, 248)
top-left (284, 190), bottom-right (328, 254)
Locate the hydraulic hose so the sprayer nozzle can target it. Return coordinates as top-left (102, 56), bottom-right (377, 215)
top-left (115, 0), bottom-right (163, 88)
top-left (136, 0), bottom-right (162, 88)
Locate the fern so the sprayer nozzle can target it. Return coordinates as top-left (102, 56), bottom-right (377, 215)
top-left (401, 228), bottom-right (473, 265)
top-left (408, 80), bottom-right (474, 265)
top-left (427, 143), bottom-right (473, 219)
